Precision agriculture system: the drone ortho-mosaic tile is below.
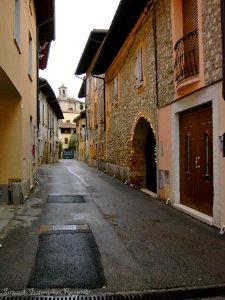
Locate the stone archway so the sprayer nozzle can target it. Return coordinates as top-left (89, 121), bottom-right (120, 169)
top-left (130, 117), bottom-right (156, 192)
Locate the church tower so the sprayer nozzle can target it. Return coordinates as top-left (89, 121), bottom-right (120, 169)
top-left (58, 83), bottom-right (68, 100)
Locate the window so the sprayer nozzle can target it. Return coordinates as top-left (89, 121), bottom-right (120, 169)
top-left (173, 0), bottom-right (199, 85)
top-left (61, 128), bottom-right (70, 134)
top-left (42, 104), bottom-right (45, 125)
top-left (113, 76), bottom-right (118, 101)
top-left (94, 77), bottom-right (97, 91)
top-left (29, 0), bottom-right (32, 15)
top-left (64, 138), bottom-right (68, 144)
top-left (86, 76), bottom-right (90, 95)
top-left (28, 32), bottom-right (32, 78)
top-left (135, 46), bottom-right (143, 86)
top-left (14, 0), bottom-right (21, 50)
top-left (101, 142), bottom-right (104, 160)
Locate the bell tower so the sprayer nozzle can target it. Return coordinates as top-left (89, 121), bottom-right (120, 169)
top-left (58, 83), bottom-right (68, 100)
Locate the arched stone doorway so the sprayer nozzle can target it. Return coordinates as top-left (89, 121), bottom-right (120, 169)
top-left (130, 117), bottom-right (156, 192)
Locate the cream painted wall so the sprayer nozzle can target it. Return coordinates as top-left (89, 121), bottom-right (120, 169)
top-left (63, 112), bottom-right (79, 123)
top-left (158, 105), bottom-right (172, 200)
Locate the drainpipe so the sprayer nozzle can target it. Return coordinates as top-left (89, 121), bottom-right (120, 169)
top-left (221, 0), bottom-right (225, 100)
top-left (152, 3), bottom-right (159, 197)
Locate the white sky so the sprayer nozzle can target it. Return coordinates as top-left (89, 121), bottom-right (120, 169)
top-left (39, 0), bottom-right (120, 99)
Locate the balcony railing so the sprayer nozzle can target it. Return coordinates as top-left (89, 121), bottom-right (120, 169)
top-left (174, 29), bottom-right (199, 86)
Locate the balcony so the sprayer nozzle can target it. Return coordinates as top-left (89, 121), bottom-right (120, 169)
top-left (174, 29), bottom-right (199, 86)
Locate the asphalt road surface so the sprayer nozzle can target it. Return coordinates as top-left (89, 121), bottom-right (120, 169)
top-left (0, 159), bottom-right (225, 297)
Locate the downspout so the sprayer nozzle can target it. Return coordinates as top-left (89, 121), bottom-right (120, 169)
top-left (221, 0), bottom-right (225, 100)
top-left (152, 3), bottom-right (159, 197)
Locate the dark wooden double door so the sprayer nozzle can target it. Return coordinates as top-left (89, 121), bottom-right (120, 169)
top-left (180, 104), bottom-right (213, 216)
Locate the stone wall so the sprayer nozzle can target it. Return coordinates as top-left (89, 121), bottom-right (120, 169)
top-left (155, 0), bottom-right (175, 108)
top-left (106, 0), bottom-right (174, 170)
top-left (202, 0), bottom-right (222, 85)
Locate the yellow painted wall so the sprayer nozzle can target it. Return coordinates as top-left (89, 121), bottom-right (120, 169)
top-left (0, 0), bottom-right (37, 188)
top-left (0, 98), bottom-right (21, 183)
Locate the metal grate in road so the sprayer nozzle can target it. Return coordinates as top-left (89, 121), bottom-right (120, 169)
top-left (1, 285), bottom-right (225, 300)
top-left (47, 195), bottom-right (85, 203)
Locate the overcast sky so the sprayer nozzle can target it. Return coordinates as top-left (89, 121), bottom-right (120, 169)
top-left (39, 0), bottom-right (120, 99)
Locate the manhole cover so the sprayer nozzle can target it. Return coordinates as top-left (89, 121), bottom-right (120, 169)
top-left (47, 195), bottom-right (85, 203)
top-left (40, 224), bottom-right (89, 232)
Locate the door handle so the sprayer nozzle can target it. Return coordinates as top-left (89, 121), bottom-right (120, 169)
top-left (195, 156), bottom-right (200, 168)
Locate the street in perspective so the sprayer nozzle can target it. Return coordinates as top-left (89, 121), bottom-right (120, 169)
top-left (0, 160), bottom-right (225, 298)
top-left (1, 0), bottom-right (225, 299)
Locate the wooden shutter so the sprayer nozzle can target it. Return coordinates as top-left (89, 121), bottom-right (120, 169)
top-left (113, 76), bottom-right (118, 100)
top-left (136, 47), bottom-right (143, 84)
top-left (182, 0), bottom-right (198, 35)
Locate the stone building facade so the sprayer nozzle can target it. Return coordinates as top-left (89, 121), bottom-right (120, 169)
top-left (76, 0), bottom-right (225, 229)
top-left (92, 0), bottom-right (174, 192)
top-left (75, 29), bottom-right (108, 165)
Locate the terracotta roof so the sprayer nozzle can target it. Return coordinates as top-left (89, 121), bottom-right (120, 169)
top-left (73, 111), bottom-right (86, 122)
top-left (39, 77), bottom-right (64, 119)
top-left (35, 0), bottom-right (55, 70)
top-left (58, 121), bottom-right (77, 129)
top-left (92, 0), bottom-right (153, 75)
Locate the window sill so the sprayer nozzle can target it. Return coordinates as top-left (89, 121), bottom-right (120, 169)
top-left (13, 38), bottom-right (21, 54)
top-left (134, 80), bottom-right (145, 93)
top-left (28, 73), bottom-right (33, 82)
top-left (176, 74), bottom-right (200, 94)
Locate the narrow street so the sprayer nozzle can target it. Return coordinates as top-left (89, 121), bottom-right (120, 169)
top-left (0, 160), bottom-right (225, 296)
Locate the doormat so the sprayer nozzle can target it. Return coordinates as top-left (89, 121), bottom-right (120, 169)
top-left (47, 195), bottom-right (85, 203)
top-left (27, 230), bottom-right (105, 289)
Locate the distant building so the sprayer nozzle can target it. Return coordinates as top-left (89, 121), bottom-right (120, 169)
top-left (57, 84), bottom-right (83, 158)
top-left (73, 111), bottom-right (86, 161)
top-left (38, 78), bottom-right (63, 164)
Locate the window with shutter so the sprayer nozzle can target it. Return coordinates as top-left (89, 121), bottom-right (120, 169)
top-left (174, 0), bottom-right (199, 85)
top-left (182, 0), bottom-right (198, 35)
top-left (113, 76), bottom-right (118, 101)
top-left (135, 47), bottom-right (143, 85)
top-left (14, 0), bottom-right (21, 50)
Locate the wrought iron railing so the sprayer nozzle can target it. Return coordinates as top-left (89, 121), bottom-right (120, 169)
top-left (174, 29), bottom-right (199, 85)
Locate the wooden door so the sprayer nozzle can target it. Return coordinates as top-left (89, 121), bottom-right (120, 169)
top-left (180, 104), bottom-right (213, 216)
